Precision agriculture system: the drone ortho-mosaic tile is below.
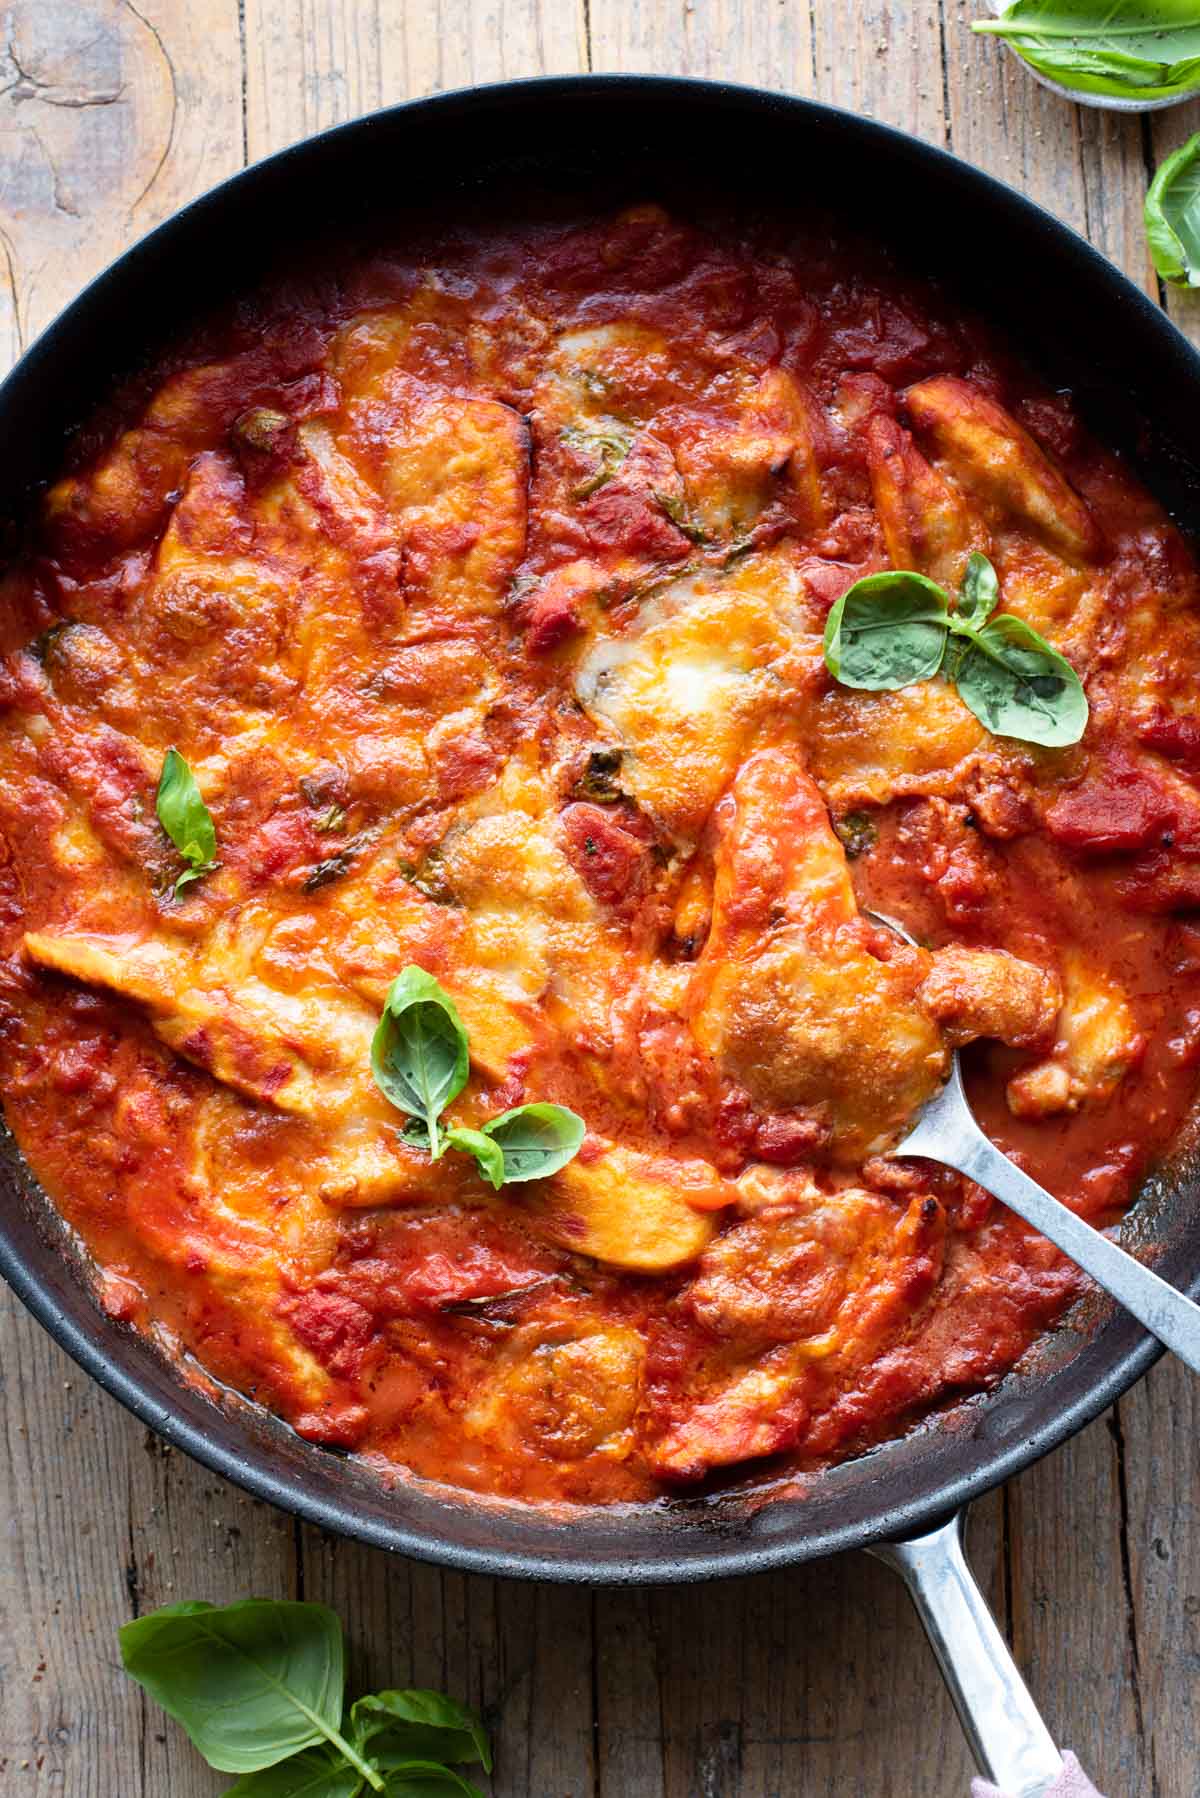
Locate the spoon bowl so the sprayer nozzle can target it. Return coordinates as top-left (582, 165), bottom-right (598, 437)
top-left (867, 911), bottom-right (1200, 1376)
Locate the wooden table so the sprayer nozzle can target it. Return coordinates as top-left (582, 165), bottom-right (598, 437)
top-left (1, 5), bottom-right (1198, 1793)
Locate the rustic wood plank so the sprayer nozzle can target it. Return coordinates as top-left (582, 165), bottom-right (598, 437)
top-left (587, 0), bottom-right (814, 92)
top-left (0, 0), bottom-right (244, 362)
top-left (1003, 1416), bottom-right (1149, 1793)
top-left (242, 0), bottom-right (586, 162)
top-left (941, 0), bottom-right (1153, 273)
top-left (1120, 1356), bottom-right (1200, 1791)
top-left (635, 1546), bottom-right (990, 1798)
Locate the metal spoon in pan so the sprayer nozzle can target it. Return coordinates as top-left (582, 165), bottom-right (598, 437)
top-left (870, 911), bottom-right (1200, 1376)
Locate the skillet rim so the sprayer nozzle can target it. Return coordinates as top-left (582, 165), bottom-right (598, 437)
top-left (0, 70), bottom-right (1194, 1585)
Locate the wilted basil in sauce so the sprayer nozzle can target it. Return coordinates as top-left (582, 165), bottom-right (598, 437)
top-left (561, 419), bottom-right (634, 499)
top-left (654, 487), bottom-right (713, 545)
top-left (834, 811), bottom-right (879, 860)
top-left (573, 747), bottom-right (625, 804)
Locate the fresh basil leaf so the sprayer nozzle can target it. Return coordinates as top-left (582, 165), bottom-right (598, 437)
top-left (973, 2), bottom-right (1200, 101)
top-left (119, 1600), bottom-right (354, 1777)
top-left (156, 748), bottom-right (219, 896)
top-left (371, 967), bottom-right (470, 1160)
top-left (443, 1125), bottom-right (506, 1190)
top-left (953, 612), bottom-right (1088, 747)
top-left (1146, 132), bottom-right (1200, 290)
top-left (481, 1102), bottom-right (585, 1184)
top-left (350, 1690), bottom-right (491, 1773)
top-left (823, 571), bottom-right (950, 691)
top-left (958, 552), bottom-right (1000, 632)
top-left (379, 1766), bottom-right (486, 1798)
top-left (226, 1747), bottom-right (364, 1797)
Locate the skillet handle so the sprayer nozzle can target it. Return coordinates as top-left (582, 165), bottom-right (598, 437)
top-left (869, 1510), bottom-right (1064, 1798)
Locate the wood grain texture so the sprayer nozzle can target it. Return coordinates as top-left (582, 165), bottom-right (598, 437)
top-left (0, 5), bottom-right (1197, 1795)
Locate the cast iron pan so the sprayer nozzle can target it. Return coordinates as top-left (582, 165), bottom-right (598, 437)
top-left (1, 75), bottom-right (1198, 1791)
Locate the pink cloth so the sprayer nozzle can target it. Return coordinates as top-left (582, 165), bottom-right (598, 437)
top-left (972, 1752), bottom-right (1104, 1798)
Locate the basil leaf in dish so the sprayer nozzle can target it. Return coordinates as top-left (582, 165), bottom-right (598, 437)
top-left (973, 2), bottom-right (1200, 102)
top-left (370, 982), bottom-right (584, 1186)
top-left (958, 549), bottom-right (1000, 632)
top-left (155, 747), bottom-right (219, 897)
top-left (822, 555), bottom-right (1088, 746)
top-left (953, 610), bottom-right (1090, 747)
top-left (822, 570), bottom-right (950, 690)
top-left (370, 966), bottom-right (470, 1160)
top-left (1146, 132), bottom-right (1200, 289)
top-left (442, 1124), bottom-right (506, 1189)
top-left (481, 1102), bottom-right (586, 1183)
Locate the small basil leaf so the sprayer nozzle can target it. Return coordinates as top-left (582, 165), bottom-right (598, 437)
top-left (118, 1600), bottom-right (347, 1775)
top-left (226, 1748), bottom-right (364, 1797)
top-left (371, 967), bottom-right (470, 1160)
top-left (973, 3), bottom-right (1200, 101)
top-left (350, 1690), bottom-right (491, 1773)
top-left (156, 748), bottom-right (219, 894)
top-left (953, 612), bottom-right (1088, 748)
top-left (380, 1766), bottom-right (485, 1798)
top-left (822, 571), bottom-right (950, 691)
top-left (958, 552), bottom-right (999, 632)
top-left (1146, 132), bottom-right (1200, 290)
top-left (481, 1102), bottom-right (585, 1184)
top-left (444, 1125), bottom-right (506, 1191)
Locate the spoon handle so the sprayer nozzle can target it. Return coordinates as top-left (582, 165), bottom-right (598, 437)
top-left (924, 1113), bottom-right (1200, 1377)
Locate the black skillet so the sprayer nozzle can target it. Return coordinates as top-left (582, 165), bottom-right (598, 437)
top-left (2, 77), bottom-right (1199, 1794)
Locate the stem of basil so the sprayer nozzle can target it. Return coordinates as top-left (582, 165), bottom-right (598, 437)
top-left (326, 1724), bottom-right (385, 1791)
top-left (973, 19), bottom-right (1180, 40)
top-left (188, 1616), bottom-right (386, 1792)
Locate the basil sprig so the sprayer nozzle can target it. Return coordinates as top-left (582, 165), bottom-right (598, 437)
top-left (973, 2), bottom-right (1200, 102)
top-left (156, 747), bottom-right (219, 897)
top-left (823, 553), bottom-right (1088, 748)
top-left (371, 966), bottom-right (470, 1160)
top-left (456, 1102), bottom-right (587, 1190)
top-left (372, 965), bottom-right (584, 1186)
top-left (1146, 132), bottom-right (1200, 290)
top-left (120, 1598), bottom-right (490, 1796)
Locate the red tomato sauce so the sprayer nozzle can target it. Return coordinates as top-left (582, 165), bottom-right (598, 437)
top-left (0, 203), bottom-right (1198, 1503)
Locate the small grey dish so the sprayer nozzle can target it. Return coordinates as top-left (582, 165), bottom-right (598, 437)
top-left (985, 0), bottom-right (1200, 112)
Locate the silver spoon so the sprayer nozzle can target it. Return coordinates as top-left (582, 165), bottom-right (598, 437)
top-left (871, 913), bottom-right (1200, 1375)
